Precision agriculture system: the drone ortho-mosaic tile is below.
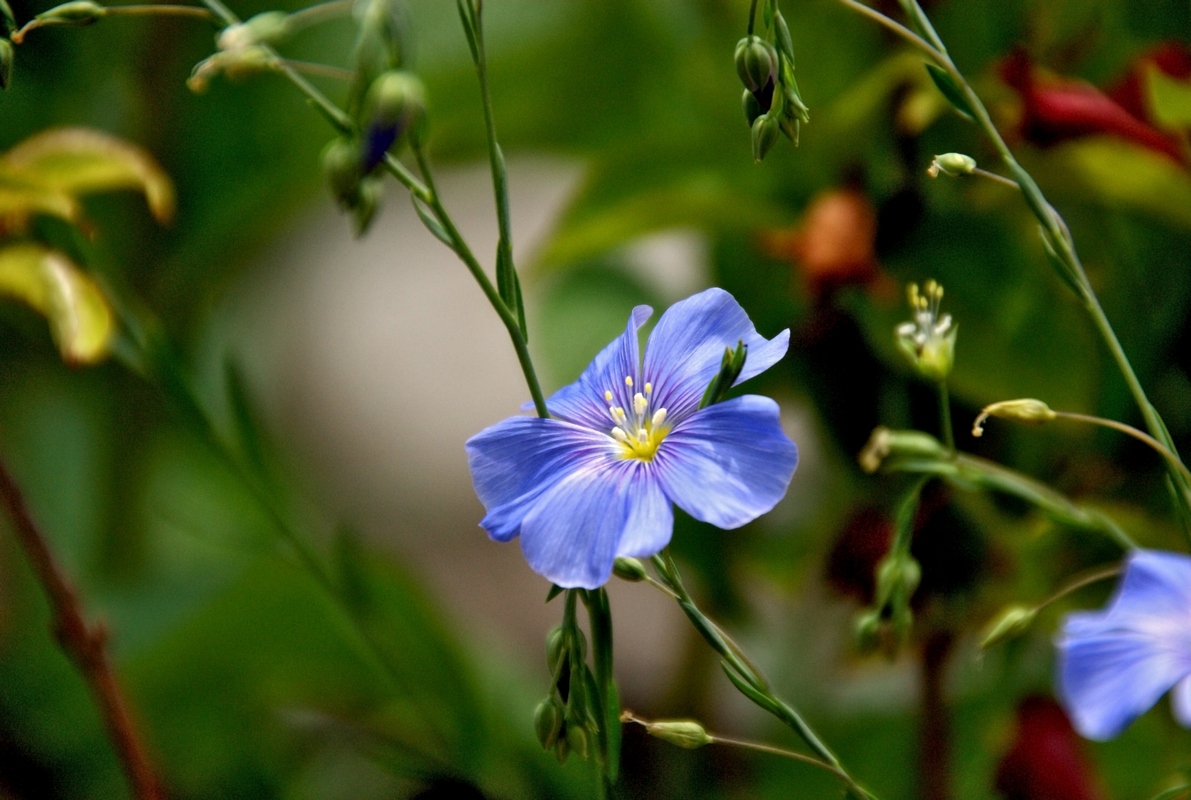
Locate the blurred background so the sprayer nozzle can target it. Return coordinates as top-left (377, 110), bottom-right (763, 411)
top-left (1, 0), bottom-right (1191, 797)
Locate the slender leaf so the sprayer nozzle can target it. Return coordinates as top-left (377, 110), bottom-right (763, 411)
top-left (924, 63), bottom-right (974, 120)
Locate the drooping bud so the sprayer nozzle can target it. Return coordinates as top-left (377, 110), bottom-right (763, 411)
top-left (359, 70), bottom-right (425, 172)
top-left (322, 137), bottom-right (362, 204)
top-left (854, 609), bottom-right (882, 653)
top-left (858, 426), bottom-right (948, 474)
top-left (700, 339), bottom-right (747, 408)
top-left (216, 10), bottom-right (290, 52)
top-left (612, 556), bottom-right (647, 582)
top-left (0, 39), bottom-right (12, 91)
top-left (533, 697), bottom-right (565, 750)
top-left (546, 625), bottom-right (566, 676)
top-left (875, 553), bottom-right (921, 608)
top-left (351, 175), bottom-right (384, 236)
top-left (187, 46), bottom-right (276, 93)
top-left (33, 0), bottom-right (103, 26)
top-left (565, 721), bottom-right (590, 759)
top-left (734, 35), bottom-right (777, 94)
top-left (895, 279), bottom-right (956, 382)
top-left (927, 152), bottom-right (977, 178)
top-left (752, 113), bottom-right (779, 162)
top-left (0, 0), bottom-right (14, 35)
top-left (980, 604), bottom-right (1037, 649)
top-left (971, 399), bottom-right (1056, 438)
top-left (742, 88), bottom-right (763, 125)
top-left (642, 720), bottom-right (713, 750)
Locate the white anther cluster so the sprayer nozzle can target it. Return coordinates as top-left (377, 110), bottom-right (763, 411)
top-left (896, 280), bottom-right (952, 355)
top-left (605, 376), bottom-right (668, 459)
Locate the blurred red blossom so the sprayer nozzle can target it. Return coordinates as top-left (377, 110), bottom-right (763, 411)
top-left (994, 696), bottom-right (1104, 800)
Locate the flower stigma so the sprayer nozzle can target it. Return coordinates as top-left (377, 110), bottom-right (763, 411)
top-left (606, 376), bottom-right (669, 461)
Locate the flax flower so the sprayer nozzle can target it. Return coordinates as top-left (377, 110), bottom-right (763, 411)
top-left (1056, 549), bottom-right (1191, 740)
top-left (466, 288), bottom-right (799, 588)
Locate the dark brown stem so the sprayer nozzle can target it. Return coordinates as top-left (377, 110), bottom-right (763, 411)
top-left (919, 630), bottom-right (953, 800)
top-left (0, 457), bottom-right (165, 800)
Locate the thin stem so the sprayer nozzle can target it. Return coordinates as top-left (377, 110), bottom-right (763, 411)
top-left (0, 457), bottom-right (165, 800)
top-left (411, 144), bottom-right (549, 417)
top-left (831, 0), bottom-right (944, 64)
top-left (12, 3), bottom-right (214, 41)
top-left (282, 59), bottom-right (355, 82)
top-left (1053, 411), bottom-right (1191, 485)
top-left (937, 382), bottom-right (954, 452)
top-left (747, 0), bottom-right (758, 35)
top-left (284, 0), bottom-right (354, 30)
top-left (970, 167), bottom-right (1020, 189)
top-left (1034, 564), bottom-right (1121, 612)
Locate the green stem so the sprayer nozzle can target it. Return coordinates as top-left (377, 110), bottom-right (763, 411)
top-left (1053, 411), bottom-right (1191, 485)
top-left (1033, 563), bottom-right (1121, 613)
top-left (410, 144), bottom-right (549, 418)
top-left (647, 550), bottom-right (874, 791)
top-left (747, 0), bottom-right (758, 34)
top-left (284, 0), bottom-right (354, 30)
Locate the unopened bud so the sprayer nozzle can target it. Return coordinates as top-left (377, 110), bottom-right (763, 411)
top-left (546, 625), bottom-right (565, 676)
top-left (360, 70), bottom-right (425, 171)
top-left (980, 604), bottom-right (1036, 649)
top-left (644, 720), bottom-right (713, 749)
top-left (875, 554), bottom-right (921, 608)
top-left (0, 40), bottom-right (12, 91)
top-left (35, 0), bottom-right (103, 26)
top-left (351, 175), bottom-right (384, 236)
top-left (858, 427), bottom-right (947, 474)
top-left (854, 609), bottom-right (882, 653)
top-left (322, 137), bottom-right (361, 204)
top-left (187, 46), bottom-right (276, 93)
top-left (1, 0), bottom-right (15, 35)
top-left (751, 114), bottom-right (779, 162)
top-left (533, 698), bottom-right (564, 750)
top-left (773, 11), bottom-right (796, 65)
top-left (927, 152), bottom-right (977, 178)
top-left (734, 35), bottom-right (777, 93)
top-left (565, 722), bottom-right (589, 759)
top-left (742, 88), bottom-right (763, 125)
top-left (554, 733), bottom-right (570, 763)
top-left (217, 10), bottom-right (290, 52)
top-left (972, 399), bottom-right (1056, 437)
top-left (613, 556), bottom-right (647, 582)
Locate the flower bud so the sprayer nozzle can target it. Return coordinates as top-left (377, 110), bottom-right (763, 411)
top-left (858, 426), bottom-right (947, 473)
top-left (351, 175), bottom-right (384, 236)
top-left (546, 625), bottom-right (566, 676)
top-left (322, 137), bottom-right (361, 204)
top-left (854, 609), bottom-right (882, 653)
top-left (971, 399), bottom-right (1056, 437)
top-left (34, 0), bottom-right (104, 26)
top-left (0, 39), bottom-right (12, 91)
top-left (734, 35), bottom-right (777, 93)
top-left (360, 70), bottom-right (425, 171)
top-left (565, 721), bottom-right (589, 759)
top-left (612, 556), bottom-right (647, 582)
top-left (875, 553), bottom-right (921, 608)
top-left (927, 152), bottom-right (977, 178)
top-left (1, 0), bottom-right (15, 36)
top-left (554, 733), bottom-right (570, 763)
top-left (187, 46), bottom-right (276, 93)
top-left (742, 88), bottom-right (763, 125)
top-left (773, 11), bottom-right (796, 65)
top-left (980, 604), bottom-right (1037, 649)
top-left (644, 720), bottom-right (713, 750)
top-left (533, 698), bottom-right (564, 750)
top-left (217, 11), bottom-right (290, 52)
top-left (751, 114), bottom-right (779, 162)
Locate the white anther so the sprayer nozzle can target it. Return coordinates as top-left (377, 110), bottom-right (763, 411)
top-left (634, 393), bottom-right (648, 415)
top-left (637, 429), bottom-right (648, 443)
top-left (611, 428), bottom-right (629, 443)
top-left (651, 408), bottom-right (668, 427)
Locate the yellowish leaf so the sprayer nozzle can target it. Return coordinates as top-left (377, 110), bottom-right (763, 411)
top-left (0, 127), bottom-right (175, 223)
top-left (0, 242), bottom-right (115, 364)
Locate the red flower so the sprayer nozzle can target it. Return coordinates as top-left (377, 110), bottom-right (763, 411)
top-left (994, 696), bottom-right (1103, 800)
top-left (999, 49), bottom-right (1185, 164)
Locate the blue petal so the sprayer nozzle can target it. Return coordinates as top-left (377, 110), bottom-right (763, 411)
top-left (1173, 676), bottom-right (1191, 728)
top-left (643, 288), bottom-right (789, 420)
top-left (1055, 550), bottom-right (1191, 740)
top-left (653, 395), bottom-right (798, 529)
top-left (539, 305), bottom-right (653, 429)
top-left (615, 467), bottom-right (673, 559)
top-left (465, 417), bottom-right (616, 542)
top-left (520, 460), bottom-right (655, 589)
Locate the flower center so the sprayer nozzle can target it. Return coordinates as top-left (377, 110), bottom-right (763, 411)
top-left (605, 375), bottom-right (669, 462)
top-left (895, 279), bottom-right (953, 356)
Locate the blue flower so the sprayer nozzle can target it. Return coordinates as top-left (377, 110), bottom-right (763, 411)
top-left (465, 288), bottom-right (799, 589)
top-left (1056, 549), bottom-right (1191, 740)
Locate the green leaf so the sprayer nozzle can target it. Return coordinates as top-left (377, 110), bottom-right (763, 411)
top-left (0, 127), bottom-right (175, 223)
top-left (924, 63), bottom-right (974, 120)
top-left (0, 242), bottom-right (114, 364)
top-left (1149, 785), bottom-right (1191, 800)
top-left (411, 196), bottom-right (453, 246)
top-left (1146, 65), bottom-right (1191, 129)
top-left (224, 358), bottom-right (269, 476)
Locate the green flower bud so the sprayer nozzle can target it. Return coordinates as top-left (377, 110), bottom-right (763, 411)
top-left (0, 0), bottom-right (15, 36)
top-left (546, 625), bottom-right (566, 676)
top-left (321, 137), bottom-right (362, 204)
top-left (895, 280), bottom-right (956, 382)
top-left (217, 11), bottom-right (290, 52)
top-left (927, 152), bottom-right (977, 178)
top-left (742, 88), bottom-right (763, 126)
top-left (979, 604), bottom-right (1037, 649)
top-left (773, 11), bottom-right (796, 65)
top-left (0, 39), bottom-right (12, 91)
top-left (854, 609), bottom-right (882, 653)
top-left (533, 698), bottom-right (564, 750)
top-left (554, 732), bottom-right (570, 763)
top-left (644, 720), bottom-right (713, 750)
top-left (364, 70), bottom-right (425, 129)
top-left (187, 46), bottom-right (276, 92)
top-left (858, 426), bottom-right (948, 474)
top-left (734, 35), bottom-right (777, 93)
top-left (612, 556), bottom-right (647, 582)
top-left (565, 721), bottom-right (589, 760)
top-left (971, 399), bottom-right (1057, 438)
top-left (751, 114), bottom-right (779, 162)
top-left (875, 554), bottom-right (920, 608)
top-left (35, 0), bottom-right (104, 26)
top-left (352, 175), bottom-right (384, 236)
